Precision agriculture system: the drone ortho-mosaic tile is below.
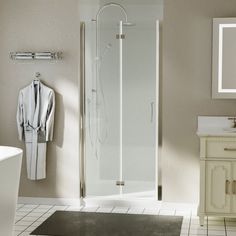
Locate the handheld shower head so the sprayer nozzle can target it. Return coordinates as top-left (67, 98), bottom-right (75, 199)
top-left (95, 43), bottom-right (113, 61)
top-left (106, 43), bottom-right (112, 49)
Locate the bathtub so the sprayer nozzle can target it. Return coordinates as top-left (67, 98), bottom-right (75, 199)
top-left (0, 146), bottom-right (22, 236)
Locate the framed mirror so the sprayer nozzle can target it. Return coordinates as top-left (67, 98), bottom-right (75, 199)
top-left (212, 18), bottom-right (236, 99)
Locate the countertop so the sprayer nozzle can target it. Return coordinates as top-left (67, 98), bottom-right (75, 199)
top-left (197, 128), bottom-right (236, 137)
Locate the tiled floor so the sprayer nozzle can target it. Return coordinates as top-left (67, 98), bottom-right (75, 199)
top-left (13, 203), bottom-right (236, 236)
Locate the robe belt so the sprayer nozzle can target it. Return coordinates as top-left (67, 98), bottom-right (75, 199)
top-left (27, 121), bottom-right (41, 131)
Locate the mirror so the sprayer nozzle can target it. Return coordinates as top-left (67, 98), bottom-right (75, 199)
top-left (212, 18), bottom-right (236, 99)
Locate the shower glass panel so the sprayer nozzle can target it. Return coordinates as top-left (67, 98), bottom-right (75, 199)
top-left (82, 1), bottom-right (160, 199)
top-left (122, 22), bottom-right (157, 198)
top-left (85, 8), bottom-right (122, 196)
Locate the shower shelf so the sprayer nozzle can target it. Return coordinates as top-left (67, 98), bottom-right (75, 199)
top-left (10, 52), bottom-right (63, 60)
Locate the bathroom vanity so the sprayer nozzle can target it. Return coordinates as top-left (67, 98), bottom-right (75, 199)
top-left (198, 116), bottom-right (236, 226)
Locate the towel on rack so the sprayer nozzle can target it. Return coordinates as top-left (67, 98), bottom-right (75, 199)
top-left (16, 80), bottom-right (55, 180)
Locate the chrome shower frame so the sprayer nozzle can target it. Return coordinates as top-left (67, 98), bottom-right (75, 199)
top-left (79, 3), bottom-right (161, 201)
top-left (79, 22), bottom-right (86, 198)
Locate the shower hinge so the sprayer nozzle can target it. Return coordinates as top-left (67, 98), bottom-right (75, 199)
top-left (116, 34), bottom-right (125, 39)
top-left (116, 181), bottom-right (125, 186)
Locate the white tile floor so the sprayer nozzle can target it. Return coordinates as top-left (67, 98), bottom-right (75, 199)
top-left (13, 203), bottom-right (236, 236)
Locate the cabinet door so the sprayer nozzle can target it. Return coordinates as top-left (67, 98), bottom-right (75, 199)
top-left (206, 161), bottom-right (231, 213)
top-left (232, 162), bottom-right (236, 213)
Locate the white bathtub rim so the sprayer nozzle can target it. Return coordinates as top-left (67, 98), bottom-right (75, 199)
top-left (0, 146), bottom-right (23, 162)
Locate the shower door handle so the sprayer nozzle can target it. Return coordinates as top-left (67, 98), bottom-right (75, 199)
top-left (150, 102), bottom-right (155, 123)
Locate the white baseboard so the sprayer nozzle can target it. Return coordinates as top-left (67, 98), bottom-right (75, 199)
top-left (18, 197), bottom-right (82, 206)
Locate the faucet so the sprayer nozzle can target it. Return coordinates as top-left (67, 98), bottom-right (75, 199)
top-left (228, 117), bottom-right (236, 128)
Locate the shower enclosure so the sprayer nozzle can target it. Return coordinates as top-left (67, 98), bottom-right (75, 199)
top-left (79, 0), bottom-right (162, 200)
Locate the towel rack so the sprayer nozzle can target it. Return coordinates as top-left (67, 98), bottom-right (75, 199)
top-left (10, 52), bottom-right (63, 60)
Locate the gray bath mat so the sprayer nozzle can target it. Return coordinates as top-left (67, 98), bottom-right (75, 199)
top-left (31, 211), bottom-right (183, 236)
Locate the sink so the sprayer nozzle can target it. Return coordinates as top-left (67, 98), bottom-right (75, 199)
top-left (197, 116), bottom-right (236, 136)
top-left (223, 128), bottom-right (236, 133)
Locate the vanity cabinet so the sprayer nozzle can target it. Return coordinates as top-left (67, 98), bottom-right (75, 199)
top-left (199, 137), bottom-right (236, 225)
top-left (205, 161), bottom-right (231, 213)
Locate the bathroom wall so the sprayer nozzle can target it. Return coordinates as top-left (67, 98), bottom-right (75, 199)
top-left (2, 0), bottom-right (236, 204)
top-left (0, 0), bottom-right (80, 198)
top-left (162, 0), bottom-right (236, 203)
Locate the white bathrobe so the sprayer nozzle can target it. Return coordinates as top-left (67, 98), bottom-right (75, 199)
top-left (17, 80), bottom-right (55, 180)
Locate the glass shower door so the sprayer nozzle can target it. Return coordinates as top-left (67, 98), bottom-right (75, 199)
top-left (121, 21), bottom-right (157, 198)
top-left (84, 8), bottom-right (158, 199)
top-left (85, 15), bottom-right (122, 197)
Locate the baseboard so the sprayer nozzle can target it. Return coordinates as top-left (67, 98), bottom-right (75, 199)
top-left (18, 197), bottom-right (82, 206)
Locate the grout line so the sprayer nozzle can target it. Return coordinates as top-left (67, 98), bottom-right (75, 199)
top-left (80, 205), bottom-right (99, 212)
top-left (15, 204), bottom-right (26, 222)
top-left (111, 206), bottom-right (116, 213)
top-left (224, 218), bottom-right (227, 236)
top-left (141, 208), bottom-right (145, 214)
top-left (125, 207), bottom-right (130, 214)
top-left (17, 204), bottom-right (25, 211)
top-left (94, 206), bottom-right (100, 212)
top-left (187, 211), bottom-right (192, 236)
top-left (18, 204), bottom-right (55, 235)
top-left (110, 206), bottom-right (115, 213)
top-left (15, 205), bottom-right (39, 224)
top-left (207, 216), bottom-right (209, 236)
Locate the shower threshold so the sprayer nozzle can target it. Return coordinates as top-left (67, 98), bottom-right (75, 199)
top-left (82, 192), bottom-right (160, 208)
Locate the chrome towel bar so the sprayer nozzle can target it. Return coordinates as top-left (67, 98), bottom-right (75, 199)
top-left (10, 52), bottom-right (62, 60)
